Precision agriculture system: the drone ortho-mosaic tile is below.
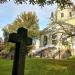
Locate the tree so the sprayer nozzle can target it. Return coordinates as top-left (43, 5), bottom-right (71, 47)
top-left (0, 0), bottom-right (73, 8)
top-left (3, 27), bottom-right (9, 43)
top-left (7, 12), bottom-right (39, 38)
top-left (3, 12), bottom-right (39, 52)
top-left (2, 28), bottom-right (15, 52)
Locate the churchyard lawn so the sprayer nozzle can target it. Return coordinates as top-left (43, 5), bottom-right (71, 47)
top-left (0, 57), bottom-right (75, 75)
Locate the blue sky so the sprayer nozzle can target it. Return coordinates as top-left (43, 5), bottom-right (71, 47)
top-left (0, 1), bottom-right (57, 29)
top-left (0, 0), bottom-right (75, 38)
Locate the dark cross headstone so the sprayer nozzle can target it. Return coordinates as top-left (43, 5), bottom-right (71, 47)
top-left (8, 27), bottom-right (32, 75)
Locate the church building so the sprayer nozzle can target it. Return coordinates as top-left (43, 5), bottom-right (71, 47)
top-left (39, 4), bottom-right (75, 59)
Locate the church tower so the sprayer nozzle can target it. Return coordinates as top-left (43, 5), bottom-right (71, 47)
top-left (54, 5), bottom-right (74, 22)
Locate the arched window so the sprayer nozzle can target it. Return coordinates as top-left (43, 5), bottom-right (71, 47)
top-left (62, 34), bottom-right (68, 45)
top-left (52, 40), bottom-right (57, 45)
top-left (52, 34), bottom-right (57, 45)
top-left (69, 12), bottom-right (72, 17)
top-left (43, 36), bottom-right (47, 46)
top-left (61, 13), bottom-right (64, 17)
top-left (52, 34), bottom-right (57, 39)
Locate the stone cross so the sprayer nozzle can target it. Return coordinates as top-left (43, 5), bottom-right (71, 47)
top-left (8, 27), bottom-right (32, 75)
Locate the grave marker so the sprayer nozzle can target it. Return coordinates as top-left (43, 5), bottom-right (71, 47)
top-left (8, 27), bottom-right (32, 75)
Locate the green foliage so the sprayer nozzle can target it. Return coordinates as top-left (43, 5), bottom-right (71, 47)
top-left (2, 28), bottom-right (14, 51)
top-left (0, 58), bottom-right (75, 75)
top-left (2, 28), bottom-right (9, 43)
top-left (7, 12), bottom-right (39, 38)
top-left (0, 0), bottom-right (73, 8)
top-left (4, 42), bottom-right (15, 52)
top-left (3, 12), bottom-right (39, 51)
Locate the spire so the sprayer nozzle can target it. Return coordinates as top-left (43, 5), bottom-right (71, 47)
top-left (50, 12), bottom-right (54, 22)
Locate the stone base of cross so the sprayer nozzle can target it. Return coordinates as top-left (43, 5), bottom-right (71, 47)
top-left (8, 27), bottom-right (32, 75)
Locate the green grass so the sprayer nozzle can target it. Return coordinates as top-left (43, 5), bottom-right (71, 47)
top-left (0, 58), bottom-right (75, 75)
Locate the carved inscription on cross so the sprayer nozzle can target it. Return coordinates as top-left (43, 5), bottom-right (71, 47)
top-left (8, 27), bottom-right (32, 75)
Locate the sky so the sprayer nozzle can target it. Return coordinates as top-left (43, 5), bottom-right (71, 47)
top-left (0, 0), bottom-right (75, 38)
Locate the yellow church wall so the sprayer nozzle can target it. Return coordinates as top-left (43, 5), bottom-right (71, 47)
top-left (65, 18), bottom-right (75, 26)
top-left (56, 8), bottom-right (73, 22)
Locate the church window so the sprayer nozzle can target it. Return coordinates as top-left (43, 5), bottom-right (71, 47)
top-left (69, 12), bottom-right (72, 17)
top-left (52, 40), bottom-right (57, 45)
top-left (43, 36), bottom-right (47, 46)
top-left (61, 13), bottom-right (64, 17)
top-left (62, 38), bottom-right (68, 45)
top-left (52, 34), bottom-right (57, 45)
top-left (52, 34), bottom-right (57, 39)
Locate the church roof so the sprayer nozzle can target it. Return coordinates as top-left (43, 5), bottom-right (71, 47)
top-left (40, 20), bottom-right (75, 36)
top-left (41, 4), bottom-right (75, 34)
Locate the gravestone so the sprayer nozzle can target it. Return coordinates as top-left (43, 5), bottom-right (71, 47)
top-left (8, 27), bottom-right (32, 75)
